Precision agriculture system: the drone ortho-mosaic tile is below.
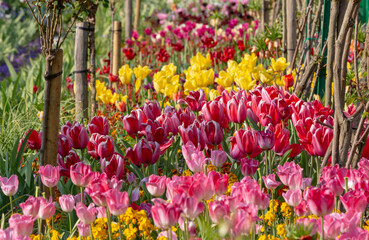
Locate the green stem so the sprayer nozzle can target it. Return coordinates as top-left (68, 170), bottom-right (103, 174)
top-left (185, 218), bottom-right (189, 240)
top-left (38, 219), bottom-right (42, 238)
top-left (68, 212), bottom-right (72, 234)
top-left (50, 187), bottom-right (54, 229)
top-left (320, 216), bottom-right (324, 240)
top-left (119, 218), bottom-right (123, 240)
top-left (290, 207), bottom-right (295, 225)
top-left (80, 187), bottom-right (84, 204)
top-left (344, 177), bottom-right (349, 193)
top-left (105, 207), bottom-right (113, 240)
top-left (9, 196), bottom-right (13, 215)
top-left (272, 190), bottom-right (276, 237)
top-left (90, 223), bottom-right (94, 240)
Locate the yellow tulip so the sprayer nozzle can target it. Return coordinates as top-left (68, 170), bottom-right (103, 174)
top-left (209, 89), bottom-right (220, 100)
top-left (190, 52), bottom-right (212, 70)
top-left (234, 70), bottom-right (256, 90)
top-left (196, 69), bottom-right (214, 87)
top-left (239, 53), bottom-right (257, 72)
top-left (134, 65), bottom-right (151, 81)
top-left (161, 63), bottom-right (177, 77)
top-left (135, 79), bottom-right (141, 92)
top-left (216, 70), bottom-right (234, 88)
top-left (271, 57), bottom-right (289, 72)
top-left (119, 65), bottom-right (133, 84)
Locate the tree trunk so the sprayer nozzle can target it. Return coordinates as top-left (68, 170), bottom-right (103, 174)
top-left (125, 0), bottom-right (133, 40)
top-left (112, 21), bottom-right (121, 90)
top-left (282, 0), bottom-right (287, 59)
top-left (133, 0), bottom-right (141, 31)
top-left (40, 50), bottom-right (63, 197)
top-left (286, 0), bottom-right (297, 63)
top-left (109, 1), bottom-right (116, 88)
top-left (74, 22), bottom-right (89, 122)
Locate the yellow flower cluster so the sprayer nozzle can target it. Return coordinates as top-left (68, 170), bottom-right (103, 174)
top-left (276, 223), bottom-right (287, 238)
top-left (91, 218), bottom-right (120, 239)
top-left (258, 234), bottom-right (281, 240)
top-left (31, 229), bottom-right (61, 240)
top-left (280, 202), bottom-right (291, 218)
top-left (225, 172), bottom-right (238, 196)
top-left (118, 207), bottom-right (156, 240)
top-left (184, 53), bottom-right (214, 95)
top-left (182, 169), bottom-right (192, 176)
top-left (95, 80), bottom-right (127, 105)
top-left (153, 63), bottom-right (180, 98)
top-left (263, 200), bottom-right (280, 226)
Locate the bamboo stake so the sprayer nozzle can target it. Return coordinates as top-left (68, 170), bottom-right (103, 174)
top-left (125, 0), bottom-right (133, 40)
top-left (112, 21), bottom-right (121, 90)
top-left (286, 0), bottom-right (297, 63)
top-left (133, 0), bottom-right (141, 31)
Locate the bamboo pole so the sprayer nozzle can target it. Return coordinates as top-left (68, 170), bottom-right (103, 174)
top-left (74, 22), bottom-right (89, 122)
top-left (112, 21), bottom-right (121, 90)
top-left (286, 0), bottom-right (297, 63)
top-left (125, 0), bottom-right (132, 40)
top-left (133, 0), bottom-right (141, 31)
top-left (282, 0), bottom-right (287, 59)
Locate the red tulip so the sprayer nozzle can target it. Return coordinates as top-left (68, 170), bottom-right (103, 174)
top-left (283, 189), bottom-right (302, 207)
top-left (182, 89), bottom-right (206, 112)
top-left (24, 129), bottom-right (42, 150)
top-left (123, 48), bottom-right (136, 60)
top-left (60, 121), bottom-right (72, 136)
top-left (230, 129), bottom-right (262, 160)
top-left (126, 139), bottom-right (161, 166)
top-left (202, 101), bottom-right (229, 129)
top-left (38, 197), bottom-right (56, 220)
top-left (104, 189), bottom-right (129, 216)
top-left (142, 100), bottom-right (161, 121)
top-left (156, 48), bottom-right (170, 62)
top-left (227, 97), bottom-right (247, 124)
top-left (277, 161), bottom-right (303, 190)
top-left (179, 121), bottom-right (206, 150)
top-left (59, 194), bottom-right (75, 213)
top-left (272, 124), bottom-right (291, 156)
top-left (176, 108), bottom-right (196, 128)
top-left (39, 165), bottom-right (60, 188)
top-left (144, 119), bottom-right (167, 144)
top-left (283, 74), bottom-right (294, 90)
top-left (0, 175), bottom-right (18, 196)
top-left (75, 202), bottom-right (96, 225)
top-left (202, 120), bottom-right (223, 146)
top-left (240, 158), bottom-right (259, 177)
top-left (58, 134), bottom-right (72, 157)
top-left (8, 214), bottom-right (35, 237)
top-left (58, 150), bottom-right (81, 177)
top-left (67, 122), bottom-right (89, 149)
top-left (305, 187), bottom-right (334, 217)
top-left (108, 73), bottom-right (119, 83)
top-left (19, 196), bottom-right (40, 218)
top-left (100, 153), bottom-right (125, 180)
top-left (70, 162), bottom-right (94, 187)
top-left (88, 116), bottom-right (109, 135)
top-left (146, 175), bottom-right (166, 197)
top-left (151, 200), bottom-right (181, 230)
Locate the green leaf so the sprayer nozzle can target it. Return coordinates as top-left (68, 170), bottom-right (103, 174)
top-left (4, 58), bottom-right (17, 82)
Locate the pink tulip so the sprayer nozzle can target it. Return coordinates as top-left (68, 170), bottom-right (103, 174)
top-left (208, 199), bottom-right (230, 224)
top-left (0, 228), bottom-right (13, 240)
top-left (230, 129), bottom-right (262, 160)
top-left (1, 175), bottom-right (18, 196)
top-left (189, 173), bottom-right (214, 201)
top-left (210, 150), bottom-right (227, 168)
top-left (38, 197), bottom-right (56, 220)
top-left (104, 189), bottom-right (129, 216)
top-left (305, 187), bottom-right (334, 217)
top-left (88, 116), bottom-right (109, 135)
top-left (262, 174), bottom-right (281, 190)
top-left (283, 189), bottom-right (302, 207)
top-left (257, 125), bottom-right (275, 150)
top-left (231, 206), bottom-right (258, 237)
top-left (157, 230), bottom-right (178, 240)
top-left (96, 206), bottom-right (107, 218)
top-left (201, 120), bottom-right (223, 146)
top-left (243, 188), bottom-right (270, 210)
top-left (325, 177), bottom-right (344, 196)
top-left (240, 158), bottom-right (259, 176)
top-left (277, 161), bottom-right (303, 190)
top-left (39, 165), bottom-right (60, 188)
top-left (70, 162), bottom-right (94, 187)
top-left (146, 175), bottom-right (166, 197)
top-left (75, 202), bottom-right (96, 225)
top-left (340, 190), bottom-right (368, 213)
top-left (182, 142), bottom-right (207, 173)
top-left (77, 222), bottom-right (91, 237)
top-left (339, 227), bottom-right (369, 240)
top-left (295, 200), bottom-right (310, 217)
top-left (59, 194), bottom-right (75, 213)
top-left (174, 194), bottom-right (205, 220)
top-left (296, 218), bottom-right (319, 235)
top-left (318, 213), bottom-right (344, 239)
top-left (100, 153), bottom-right (125, 180)
top-left (226, 97), bottom-right (247, 124)
top-left (208, 171), bottom-right (228, 196)
top-left (67, 121), bottom-right (89, 149)
top-left (19, 196), bottom-right (40, 217)
top-left (272, 124), bottom-right (291, 156)
top-left (58, 150), bottom-right (81, 177)
top-left (85, 174), bottom-right (110, 207)
top-left (151, 200), bottom-right (182, 230)
top-left (8, 214), bottom-right (35, 237)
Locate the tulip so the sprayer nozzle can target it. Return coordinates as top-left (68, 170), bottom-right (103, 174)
top-left (119, 64), bottom-right (133, 85)
top-left (157, 110), bottom-right (180, 136)
top-left (96, 135), bottom-right (115, 159)
top-left (61, 121), bottom-right (72, 136)
top-left (85, 174), bottom-right (110, 207)
top-left (38, 197), bottom-right (56, 220)
top-left (58, 150), bottom-right (81, 177)
top-left (157, 231), bottom-right (178, 240)
top-left (77, 222), bottom-right (91, 237)
top-left (182, 142), bottom-right (207, 173)
top-left (257, 125), bottom-right (275, 150)
top-left (243, 188), bottom-right (270, 210)
top-left (39, 165), bottom-right (60, 188)
top-left (283, 189), bottom-right (302, 207)
top-left (305, 187), bottom-right (334, 217)
top-left (262, 174), bottom-right (281, 190)
top-left (231, 207), bottom-right (258, 237)
top-left (201, 120), bottom-right (223, 146)
top-left (318, 213), bottom-right (344, 240)
top-left (142, 100), bottom-right (161, 121)
top-left (59, 194), bottom-right (75, 213)
top-left (227, 97), bottom-right (247, 123)
top-left (208, 171), bottom-right (228, 196)
top-left (295, 200), bottom-right (310, 217)
top-left (174, 194), bottom-right (205, 220)
top-left (67, 122), bottom-right (89, 149)
top-left (144, 119), bottom-right (167, 144)
top-left (178, 121), bottom-right (206, 150)
top-left (210, 150), bottom-right (227, 168)
top-left (88, 116), bottom-right (109, 135)
top-left (75, 202), bottom-right (96, 225)
top-left (87, 133), bottom-right (100, 159)
top-left (122, 112), bottom-right (143, 137)
top-left (301, 178), bottom-right (312, 190)
top-left (340, 190), bottom-right (368, 213)
top-left (272, 124), bottom-right (291, 156)
top-left (20, 196), bottom-right (40, 218)
top-left (1, 175), bottom-right (18, 196)
top-left (176, 108), bottom-right (196, 128)
top-left (208, 199), bottom-right (230, 224)
top-left (0, 228), bottom-right (13, 240)
top-left (100, 153), bottom-right (125, 180)
top-left (24, 129), bottom-right (42, 150)
top-left (126, 139), bottom-right (161, 166)
top-left (104, 189), bottom-right (129, 216)
top-left (146, 175), bottom-right (166, 197)
top-left (202, 100), bottom-right (229, 128)
top-left (277, 161), bottom-right (303, 190)
top-left (189, 173), bottom-right (214, 201)
top-left (70, 162), bottom-right (94, 187)
top-left (183, 89), bottom-right (206, 112)
top-left (230, 129), bottom-right (262, 159)
top-left (8, 214), bottom-right (35, 237)
top-left (151, 200), bottom-right (182, 230)
top-left (96, 206), bottom-right (107, 218)
top-left (58, 134), bottom-right (72, 157)
top-left (240, 158), bottom-right (259, 176)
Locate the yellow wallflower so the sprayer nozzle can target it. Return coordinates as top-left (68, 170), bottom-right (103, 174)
top-left (119, 64), bottom-right (133, 84)
top-left (280, 202), bottom-right (291, 218)
top-left (271, 57), bottom-right (289, 72)
top-left (276, 224), bottom-right (287, 237)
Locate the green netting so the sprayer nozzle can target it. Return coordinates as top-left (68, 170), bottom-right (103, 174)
top-left (359, 1), bottom-right (369, 23)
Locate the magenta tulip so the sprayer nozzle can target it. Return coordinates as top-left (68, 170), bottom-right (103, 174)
top-left (24, 129), bottom-right (42, 150)
top-left (295, 200), bottom-right (310, 217)
top-left (257, 125), bottom-right (275, 150)
top-left (70, 162), bottom-right (94, 187)
top-left (38, 197), bottom-right (56, 220)
top-left (122, 112), bottom-right (144, 137)
top-left (227, 97), bottom-right (247, 124)
top-left (88, 116), bottom-right (109, 135)
top-left (58, 134), bottom-right (72, 157)
top-left (100, 153), bottom-right (125, 180)
top-left (58, 150), bottom-right (81, 177)
top-left (19, 196), bottom-right (40, 218)
top-left (96, 135), bottom-right (115, 159)
top-left (146, 175), bottom-right (166, 197)
top-left (59, 194), bottom-right (75, 213)
top-left (1, 175), bottom-right (18, 196)
top-left (210, 150), bottom-right (227, 168)
top-left (104, 189), bottom-right (129, 216)
top-left (67, 122), bottom-right (89, 149)
top-left (39, 165), bottom-right (60, 188)
top-left (208, 171), bottom-right (228, 196)
top-left (182, 89), bottom-right (206, 112)
top-left (8, 214), bottom-right (35, 237)
top-left (126, 139), bottom-right (161, 166)
top-left (178, 121), bottom-right (206, 150)
top-left (240, 158), bottom-right (259, 176)
top-left (202, 100), bottom-right (229, 128)
top-left (142, 100), bottom-right (161, 121)
top-left (202, 120), bottom-right (223, 146)
top-left (340, 190), bottom-right (368, 213)
top-left (75, 202), bottom-right (96, 225)
top-left (305, 187), bottom-right (334, 217)
top-left (174, 194), bottom-right (205, 220)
